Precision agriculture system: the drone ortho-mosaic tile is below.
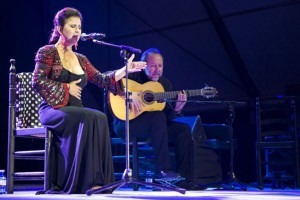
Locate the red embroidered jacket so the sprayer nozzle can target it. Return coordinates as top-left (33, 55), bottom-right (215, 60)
top-left (32, 45), bottom-right (124, 108)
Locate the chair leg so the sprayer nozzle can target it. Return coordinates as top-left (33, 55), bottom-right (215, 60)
top-left (256, 143), bottom-right (263, 190)
top-left (295, 141), bottom-right (300, 188)
top-left (7, 117), bottom-right (15, 194)
top-left (6, 140), bottom-right (14, 194)
top-left (132, 137), bottom-right (139, 191)
top-left (44, 128), bottom-right (52, 191)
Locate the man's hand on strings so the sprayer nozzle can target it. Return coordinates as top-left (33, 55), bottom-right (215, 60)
top-left (129, 92), bottom-right (144, 115)
top-left (174, 90), bottom-right (187, 113)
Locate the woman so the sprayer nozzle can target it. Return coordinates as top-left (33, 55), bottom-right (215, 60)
top-left (32, 7), bottom-right (145, 194)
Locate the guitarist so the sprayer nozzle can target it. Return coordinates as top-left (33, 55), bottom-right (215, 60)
top-left (113, 48), bottom-right (204, 190)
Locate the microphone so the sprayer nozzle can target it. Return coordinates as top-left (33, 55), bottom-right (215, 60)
top-left (120, 45), bottom-right (142, 54)
top-left (81, 33), bottom-right (106, 41)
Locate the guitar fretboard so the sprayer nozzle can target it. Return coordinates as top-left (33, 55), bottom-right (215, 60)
top-left (153, 89), bottom-right (203, 101)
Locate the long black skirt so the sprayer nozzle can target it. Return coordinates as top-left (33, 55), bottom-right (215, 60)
top-left (39, 104), bottom-right (115, 194)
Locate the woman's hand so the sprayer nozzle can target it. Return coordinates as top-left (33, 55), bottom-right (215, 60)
top-left (114, 54), bottom-right (146, 81)
top-left (174, 90), bottom-right (187, 113)
top-left (68, 79), bottom-right (82, 100)
top-left (127, 54), bottom-right (146, 73)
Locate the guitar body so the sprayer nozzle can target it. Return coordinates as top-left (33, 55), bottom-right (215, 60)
top-left (108, 79), bottom-right (166, 121)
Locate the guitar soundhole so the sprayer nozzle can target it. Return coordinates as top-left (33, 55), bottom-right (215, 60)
top-left (143, 92), bottom-right (154, 103)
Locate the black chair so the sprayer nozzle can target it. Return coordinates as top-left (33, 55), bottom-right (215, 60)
top-left (7, 59), bottom-right (52, 193)
top-left (256, 96), bottom-right (300, 189)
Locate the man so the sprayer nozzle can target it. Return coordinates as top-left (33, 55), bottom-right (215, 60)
top-left (113, 48), bottom-right (203, 190)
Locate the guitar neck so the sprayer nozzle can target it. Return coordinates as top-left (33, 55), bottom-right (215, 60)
top-left (154, 89), bottom-right (202, 101)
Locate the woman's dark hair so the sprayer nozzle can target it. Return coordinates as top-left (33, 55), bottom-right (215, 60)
top-left (49, 7), bottom-right (83, 45)
top-left (140, 48), bottom-right (163, 62)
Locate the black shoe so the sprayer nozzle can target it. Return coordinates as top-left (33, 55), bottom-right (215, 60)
top-left (156, 170), bottom-right (181, 180)
top-left (175, 180), bottom-right (207, 191)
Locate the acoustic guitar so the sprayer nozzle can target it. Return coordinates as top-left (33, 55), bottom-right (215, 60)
top-left (108, 79), bottom-right (217, 121)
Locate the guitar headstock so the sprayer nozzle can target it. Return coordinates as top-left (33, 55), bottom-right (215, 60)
top-left (201, 86), bottom-right (218, 98)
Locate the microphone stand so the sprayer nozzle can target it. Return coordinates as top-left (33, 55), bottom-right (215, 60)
top-left (86, 39), bottom-right (186, 195)
top-left (220, 102), bottom-right (247, 191)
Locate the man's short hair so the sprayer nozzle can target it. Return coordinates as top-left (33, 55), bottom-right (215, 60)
top-left (141, 48), bottom-right (163, 62)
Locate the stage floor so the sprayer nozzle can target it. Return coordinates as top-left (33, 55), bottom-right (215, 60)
top-left (0, 184), bottom-right (299, 200)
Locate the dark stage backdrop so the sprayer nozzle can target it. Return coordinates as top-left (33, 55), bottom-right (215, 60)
top-left (1, 0), bottom-right (300, 184)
